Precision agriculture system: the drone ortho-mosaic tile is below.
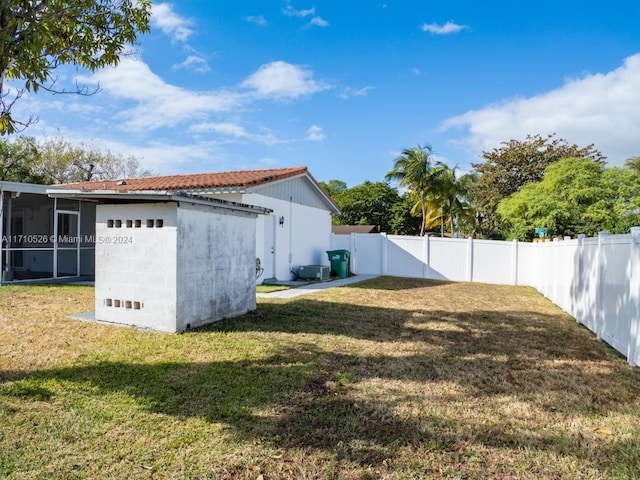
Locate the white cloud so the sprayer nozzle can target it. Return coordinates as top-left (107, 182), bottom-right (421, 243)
top-left (188, 122), bottom-right (279, 145)
top-left (75, 59), bottom-right (329, 132)
top-left (241, 61), bottom-right (331, 100)
top-left (151, 3), bottom-right (194, 42)
top-left (190, 122), bottom-right (250, 138)
top-left (172, 55), bottom-right (210, 73)
top-left (37, 57), bottom-right (331, 153)
top-left (441, 54), bottom-right (640, 165)
top-left (189, 121), bottom-right (326, 145)
top-left (283, 6), bottom-right (328, 28)
top-left (306, 125), bottom-right (325, 141)
top-left (30, 129), bottom-right (224, 174)
top-left (103, 140), bottom-right (223, 173)
top-left (421, 21), bottom-right (467, 35)
top-left (308, 16), bottom-right (329, 27)
top-left (79, 57), bottom-right (241, 131)
top-left (245, 15), bottom-right (268, 26)
top-left (340, 86), bottom-right (374, 99)
top-left (283, 6), bottom-right (316, 17)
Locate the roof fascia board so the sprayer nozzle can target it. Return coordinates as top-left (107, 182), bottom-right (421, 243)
top-left (47, 189), bottom-right (272, 215)
top-left (1, 181), bottom-right (61, 195)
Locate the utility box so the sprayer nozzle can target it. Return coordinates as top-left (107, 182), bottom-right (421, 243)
top-left (298, 265), bottom-right (330, 281)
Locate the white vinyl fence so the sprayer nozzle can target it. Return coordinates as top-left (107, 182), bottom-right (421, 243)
top-left (331, 228), bottom-right (640, 366)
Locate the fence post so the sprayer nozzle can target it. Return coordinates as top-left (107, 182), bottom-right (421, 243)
top-left (552, 237), bottom-right (560, 302)
top-left (576, 234), bottom-right (586, 323)
top-left (467, 237), bottom-right (474, 282)
top-left (350, 233), bottom-right (357, 274)
top-left (511, 239), bottom-right (519, 285)
top-left (381, 232), bottom-right (388, 276)
top-left (628, 227), bottom-right (640, 365)
top-left (423, 235), bottom-right (431, 279)
top-left (596, 231), bottom-right (608, 340)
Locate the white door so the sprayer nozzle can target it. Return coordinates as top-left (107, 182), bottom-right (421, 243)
top-left (260, 215), bottom-right (276, 280)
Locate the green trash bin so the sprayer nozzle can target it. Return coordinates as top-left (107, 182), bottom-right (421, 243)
top-left (326, 249), bottom-right (350, 278)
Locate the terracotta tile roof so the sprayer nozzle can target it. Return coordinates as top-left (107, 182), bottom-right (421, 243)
top-left (62, 166), bottom-right (309, 191)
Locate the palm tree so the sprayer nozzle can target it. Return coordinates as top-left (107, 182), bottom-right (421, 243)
top-left (385, 144), bottom-right (446, 236)
top-left (438, 169), bottom-right (478, 236)
top-left (416, 167), bottom-right (478, 237)
top-left (625, 156), bottom-right (640, 174)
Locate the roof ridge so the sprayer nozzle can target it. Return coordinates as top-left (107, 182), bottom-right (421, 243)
top-left (59, 166), bottom-right (308, 188)
top-left (109, 166), bottom-right (307, 183)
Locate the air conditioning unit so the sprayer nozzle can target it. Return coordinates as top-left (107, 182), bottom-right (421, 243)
top-left (298, 265), bottom-right (330, 281)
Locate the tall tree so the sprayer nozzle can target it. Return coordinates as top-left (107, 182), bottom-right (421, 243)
top-left (0, 136), bottom-right (48, 183)
top-left (440, 170), bottom-right (478, 236)
top-left (0, 0), bottom-right (151, 134)
top-left (624, 157), bottom-right (640, 217)
top-left (319, 179), bottom-right (347, 198)
top-left (625, 156), bottom-right (640, 174)
top-left (385, 144), bottom-right (447, 236)
top-left (36, 137), bottom-right (152, 183)
top-left (388, 192), bottom-right (422, 235)
top-left (472, 134), bottom-right (605, 238)
top-left (497, 158), bottom-right (640, 240)
top-left (332, 181), bottom-right (401, 232)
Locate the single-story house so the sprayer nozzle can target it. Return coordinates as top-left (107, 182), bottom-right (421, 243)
top-left (63, 166), bottom-right (340, 282)
top-left (1, 167), bottom-right (339, 285)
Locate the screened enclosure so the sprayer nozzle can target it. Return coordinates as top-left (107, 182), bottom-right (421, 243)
top-left (0, 182), bottom-right (95, 283)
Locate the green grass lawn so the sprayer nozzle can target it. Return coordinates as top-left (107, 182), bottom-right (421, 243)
top-left (1, 277), bottom-right (639, 479)
top-left (256, 284), bottom-right (293, 293)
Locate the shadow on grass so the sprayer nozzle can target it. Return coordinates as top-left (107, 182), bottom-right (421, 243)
top-left (345, 276), bottom-right (454, 291)
top-left (2, 346), bottom-right (639, 474)
top-left (2, 293), bottom-right (640, 475)
top-left (214, 297), bottom-right (614, 361)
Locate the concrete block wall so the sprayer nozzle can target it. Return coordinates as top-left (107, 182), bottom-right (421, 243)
top-left (95, 203), bottom-right (178, 332)
top-left (95, 201), bottom-right (259, 333)
top-left (175, 203), bottom-right (257, 331)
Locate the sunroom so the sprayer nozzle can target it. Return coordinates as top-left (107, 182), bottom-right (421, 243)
top-left (0, 181), bottom-right (95, 283)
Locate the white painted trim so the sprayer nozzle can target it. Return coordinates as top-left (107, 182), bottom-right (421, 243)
top-left (47, 190), bottom-right (271, 216)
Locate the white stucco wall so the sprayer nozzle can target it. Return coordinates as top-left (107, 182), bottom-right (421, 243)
top-left (95, 203), bottom-right (178, 332)
top-left (214, 193), bottom-right (333, 281)
top-left (175, 203), bottom-right (257, 331)
top-left (250, 194), bottom-right (333, 281)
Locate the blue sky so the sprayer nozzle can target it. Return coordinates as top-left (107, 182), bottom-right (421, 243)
top-left (13, 1), bottom-right (640, 187)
